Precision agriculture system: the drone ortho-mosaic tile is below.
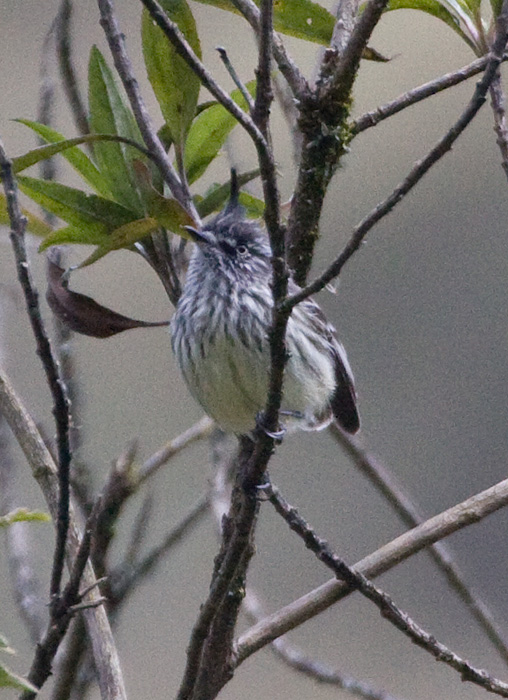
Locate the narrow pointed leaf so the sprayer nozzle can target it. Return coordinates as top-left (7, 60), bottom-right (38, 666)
top-left (184, 82), bottom-right (256, 184)
top-left (438, 0), bottom-right (480, 45)
top-left (88, 46), bottom-right (146, 212)
top-left (238, 192), bottom-right (265, 218)
top-left (0, 636), bottom-right (14, 655)
top-left (194, 0), bottom-right (335, 45)
top-left (133, 161), bottom-right (195, 231)
top-left (0, 193), bottom-right (53, 237)
top-left (47, 256), bottom-right (169, 337)
top-left (490, 0), bottom-right (503, 17)
top-left (17, 176), bottom-right (138, 230)
top-left (0, 663), bottom-right (38, 693)
top-left (386, 0), bottom-right (475, 48)
top-left (14, 119), bottom-right (112, 196)
top-left (77, 217), bottom-right (162, 268)
top-left (142, 0), bottom-right (201, 145)
top-left (0, 508), bottom-right (50, 527)
top-left (38, 225), bottom-right (110, 251)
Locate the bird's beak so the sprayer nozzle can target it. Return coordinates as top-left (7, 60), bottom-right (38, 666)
top-left (183, 226), bottom-right (216, 246)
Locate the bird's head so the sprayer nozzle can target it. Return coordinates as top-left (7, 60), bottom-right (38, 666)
top-left (184, 172), bottom-right (271, 277)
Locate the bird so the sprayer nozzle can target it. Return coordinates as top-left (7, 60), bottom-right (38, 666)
top-left (171, 176), bottom-right (359, 437)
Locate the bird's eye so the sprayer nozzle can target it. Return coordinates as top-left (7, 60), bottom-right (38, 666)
top-left (221, 241), bottom-right (236, 255)
top-left (237, 244), bottom-right (248, 256)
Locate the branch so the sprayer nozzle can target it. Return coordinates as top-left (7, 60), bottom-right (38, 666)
top-left (264, 483), bottom-right (508, 698)
top-left (56, 0), bottom-right (90, 136)
top-left (353, 54), bottom-right (502, 135)
top-left (332, 426), bottom-right (508, 665)
top-left (0, 138), bottom-right (72, 601)
top-left (23, 503), bottom-right (103, 698)
top-left (235, 475), bottom-right (508, 664)
top-left (243, 589), bottom-right (404, 700)
top-left (227, 0), bottom-right (308, 100)
top-left (252, 0), bottom-right (274, 134)
top-left (96, 0), bottom-right (195, 215)
top-left (284, 13), bottom-right (508, 311)
top-left (176, 437), bottom-right (261, 700)
top-left (138, 416), bottom-right (214, 483)
top-left (489, 71), bottom-right (508, 180)
top-left (110, 493), bottom-right (210, 606)
top-left (318, 0), bottom-right (390, 108)
top-left (286, 0), bottom-right (389, 284)
top-left (331, 0), bottom-right (361, 57)
top-left (0, 370), bottom-right (127, 700)
top-left (216, 47), bottom-right (255, 112)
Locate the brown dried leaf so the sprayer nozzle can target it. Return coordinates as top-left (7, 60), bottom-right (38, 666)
top-left (46, 255), bottom-right (169, 338)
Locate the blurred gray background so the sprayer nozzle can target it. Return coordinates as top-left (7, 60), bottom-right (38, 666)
top-left (1, 1), bottom-right (508, 698)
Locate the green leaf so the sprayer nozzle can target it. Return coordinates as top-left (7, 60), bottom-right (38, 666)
top-left (142, 0), bottom-right (201, 145)
top-left (0, 662), bottom-right (38, 693)
top-left (88, 46), bottom-right (146, 212)
top-left (17, 176), bottom-right (138, 231)
top-left (0, 637), bottom-right (38, 694)
top-left (39, 225), bottom-right (110, 250)
top-left (77, 217), bottom-right (162, 268)
top-left (238, 191), bottom-right (265, 218)
top-left (132, 160), bottom-right (195, 231)
top-left (490, 0), bottom-right (503, 17)
top-left (0, 636), bottom-right (14, 655)
top-left (14, 120), bottom-right (112, 197)
top-left (184, 82), bottom-right (256, 184)
top-left (194, 0), bottom-right (335, 45)
top-left (386, 0), bottom-right (476, 49)
top-left (0, 193), bottom-right (53, 237)
top-left (0, 508), bottom-right (50, 527)
top-left (271, 0), bottom-right (335, 44)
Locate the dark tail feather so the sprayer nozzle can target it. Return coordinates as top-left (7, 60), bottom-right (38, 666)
top-left (331, 361), bottom-right (360, 434)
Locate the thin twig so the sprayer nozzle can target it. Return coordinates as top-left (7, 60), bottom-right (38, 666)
top-left (56, 0), bottom-right (90, 136)
top-left (138, 0), bottom-right (267, 153)
top-left (0, 370), bottom-right (127, 700)
top-left (22, 501), bottom-right (103, 699)
top-left (216, 46), bottom-right (255, 112)
top-left (122, 494), bottom-right (154, 567)
top-left (50, 617), bottom-right (89, 700)
top-left (111, 493), bottom-right (211, 605)
top-left (96, 0), bottom-right (195, 215)
top-left (0, 138), bottom-right (72, 601)
top-left (243, 589), bottom-right (403, 700)
top-left (227, 0), bottom-right (308, 100)
top-left (283, 15), bottom-right (508, 312)
top-left (332, 425), bottom-right (508, 665)
top-left (235, 475), bottom-right (508, 664)
top-left (353, 54), bottom-right (504, 135)
top-left (91, 442), bottom-right (138, 581)
top-left (138, 415), bottom-right (214, 483)
top-left (489, 71), bottom-right (508, 180)
top-left (265, 483), bottom-right (508, 698)
top-left (38, 5), bottom-right (85, 467)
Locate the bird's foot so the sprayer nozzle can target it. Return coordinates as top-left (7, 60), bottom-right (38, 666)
top-left (255, 412), bottom-right (286, 443)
